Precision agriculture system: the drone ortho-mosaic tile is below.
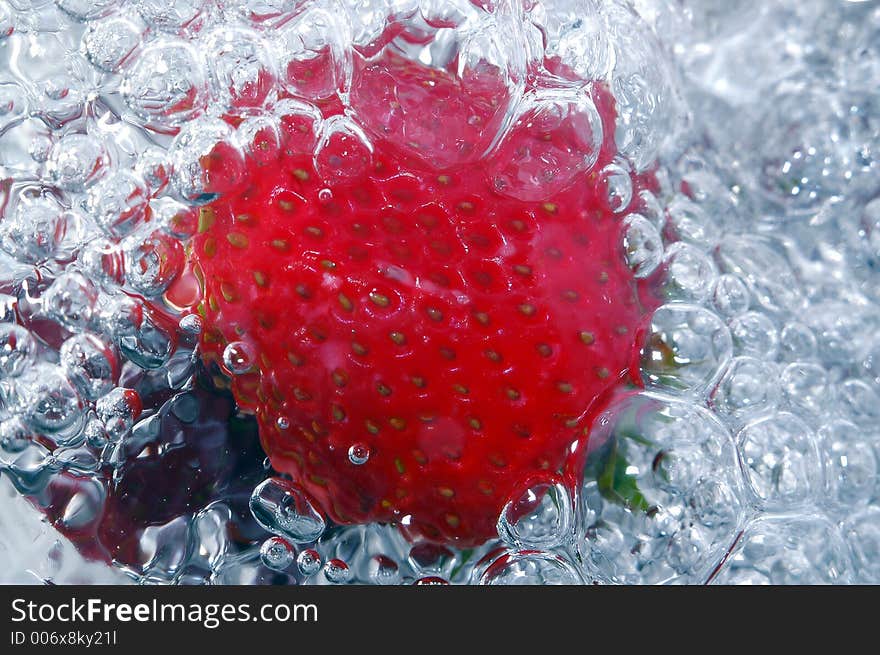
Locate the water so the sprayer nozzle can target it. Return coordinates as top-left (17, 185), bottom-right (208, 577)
top-left (0, 0), bottom-right (878, 585)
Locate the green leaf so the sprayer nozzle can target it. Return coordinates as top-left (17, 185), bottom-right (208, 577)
top-left (450, 549), bottom-right (474, 581)
top-left (585, 438), bottom-right (652, 514)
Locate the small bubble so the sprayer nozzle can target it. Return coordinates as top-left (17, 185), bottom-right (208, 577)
top-left (0, 194), bottom-right (67, 264)
top-left (0, 416), bottom-right (30, 453)
top-left (59, 333), bottom-right (118, 401)
top-left (84, 171), bottom-right (150, 238)
top-left (135, 145), bottom-right (172, 195)
top-left (237, 114), bottom-right (281, 164)
top-left (599, 161), bottom-right (633, 213)
top-left (121, 39), bottom-right (208, 126)
top-left (178, 314), bottom-right (203, 335)
top-left (323, 558), bottom-right (351, 584)
top-left (317, 188), bottom-right (333, 203)
top-left (623, 214), bottom-right (663, 278)
top-left (276, 416), bottom-right (290, 430)
top-left (497, 479), bottom-right (573, 550)
top-left (348, 443), bottom-right (370, 465)
top-left (314, 116), bottom-right (372, 183)
top-left (169, 118), bottom-right (246, 204)
top-left (729, 311), bottom-right (779, 359)
top-left (47, 133), bottom-right (109, 192)
top-left (82, 16), bottom-right (143, 73)
top-left (0, 323), bottom-right (37, 378)
top-left (260, 536), bottom-right (296, 571)
top-left (135, 0), bottom-right (207, 32)
top-left (413, 576), bottom-right (449, 585)
top-left (222, 341), bottom-right (256, 375)
top-left (712, 274), bottom-right (751, 318)
top-left (56, 0), bottom-right (118, 21)
top-left (779, 322), bottom-right (817, 362)
top-left (663, 242), bottom-right (717, 303)
top-left (205, 26), bottom-right (276, 110)
top-left (20, 364), bottom-right (85, 438)
top-left (296, 549), bottom-right (322, 576)
top-left (249, 477), bottom-right (326, 543)
top-left (95, 388), bottom-right (143, 441)
top-left (124, 231), bottom-right (185, 297)
top-left (42, 271), bottom-right (99, 331)
top-left (367, 554), bottom-right (400, 585)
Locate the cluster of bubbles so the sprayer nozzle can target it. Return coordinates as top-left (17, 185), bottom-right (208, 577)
top-left (0, 0), bottom-right (878, 585)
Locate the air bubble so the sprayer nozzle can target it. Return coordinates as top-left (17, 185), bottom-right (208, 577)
top-left (729, 311), bottom-right (779, 359)
top-left (55, 0), bottom-right (117, 21)
top-left (599, 161), bottom-right (633, 213)
top-left (0, 82), bottom-right (28, 132)
top-left (42, 271), bottom-right (99, 330)
top-left (0, 416), bottom-right (29, 453)
top-left (222, 341), bottom-right (256, 375)
top-left (781, 362), bottom-right (829, 418)
top-left (47, 133), bottom-right (109, 192)
top-left (169, 118), bottom-right (247, 204)
top-left (477, 549), bottom-right (583, 585)
top-left (134, 0), bottom-right (207, 33)
top-left (20, 364), bottom-right (85, 437)
top-left (259, 536), bottom-right (296, 571)
top-left (236, 113), bottom-right (281, 164)
top-left (0, 194), bottom-right (68, 264)
top-left (296, 548), bottom-right (322, 576)
top-left (102, 295), bottom-right (174, 369)
top-left (152, 198), bottom-right (196, 240)
top-left (121, 39), bottom-right (208, 127)
top-left (0, 323), bottom-right (36, 378)
top-left (84, 171), bottom-right (150, 238)
top-left (837, 379), bottom-right (880, 428)
top-left (347, 443), bottom-right (370, 465)
top-left (366, 555), bottom-right (400, 585)
top-left (821, 419), bottom-right (877, 513)
top-left (249, 477), bottom-right (326, 543)
top-left (323, 558), bottom-right (352, 584)
top-left (314, 116), bottom-right (372, 184)
top-left (779, 322), bottom-right (818, 362)
top-left (178, 314), bottom-right (202, 335)
top-left (82, 16), bottom-right (143, 73)
top-left (413, 576), bottom-right (449, 585)
top-left (205, 26), bottom-right (276, 110)
top-left (711, 274), bottom-right (751, 318)
top-left (710, 356), bottom-right (780, 422)
top-left (738, 413), bottom-right (823, 510)
top-left (622, 214), bottom-right (663, 278)
top-left (273, 6), bottom-right (351, 101)
top-left (95, 387), bottom-right (142, 441)
top-left (489, 87), bottom-right (603, 202)
top-left (59, 333), bottom-right (118, 401)
top-left (134, 145), bottom-right (172, 196)
top-left (665, 196), bottom-right (720, 250)
top-left (641, 304), bottom-right (732, 395)
top-left (123, 231), bottom-right (184, 297)
top-left (663, 242), bottom-right (717, 303)
top-left (497, 479), bottom-right (573, 550)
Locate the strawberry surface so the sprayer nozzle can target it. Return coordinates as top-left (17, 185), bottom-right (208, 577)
top-left (189, 52), bottom-right (660, 546)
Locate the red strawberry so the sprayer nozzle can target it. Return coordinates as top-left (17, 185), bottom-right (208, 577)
top-left (186, 51), bottom-right (660, 546)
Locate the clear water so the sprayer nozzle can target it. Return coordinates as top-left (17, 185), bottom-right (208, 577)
top-left (0, 0), bottom-right (878, 585)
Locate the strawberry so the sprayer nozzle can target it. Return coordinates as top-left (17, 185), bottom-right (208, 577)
top-left (187, 50), bottom-right (660, 546)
